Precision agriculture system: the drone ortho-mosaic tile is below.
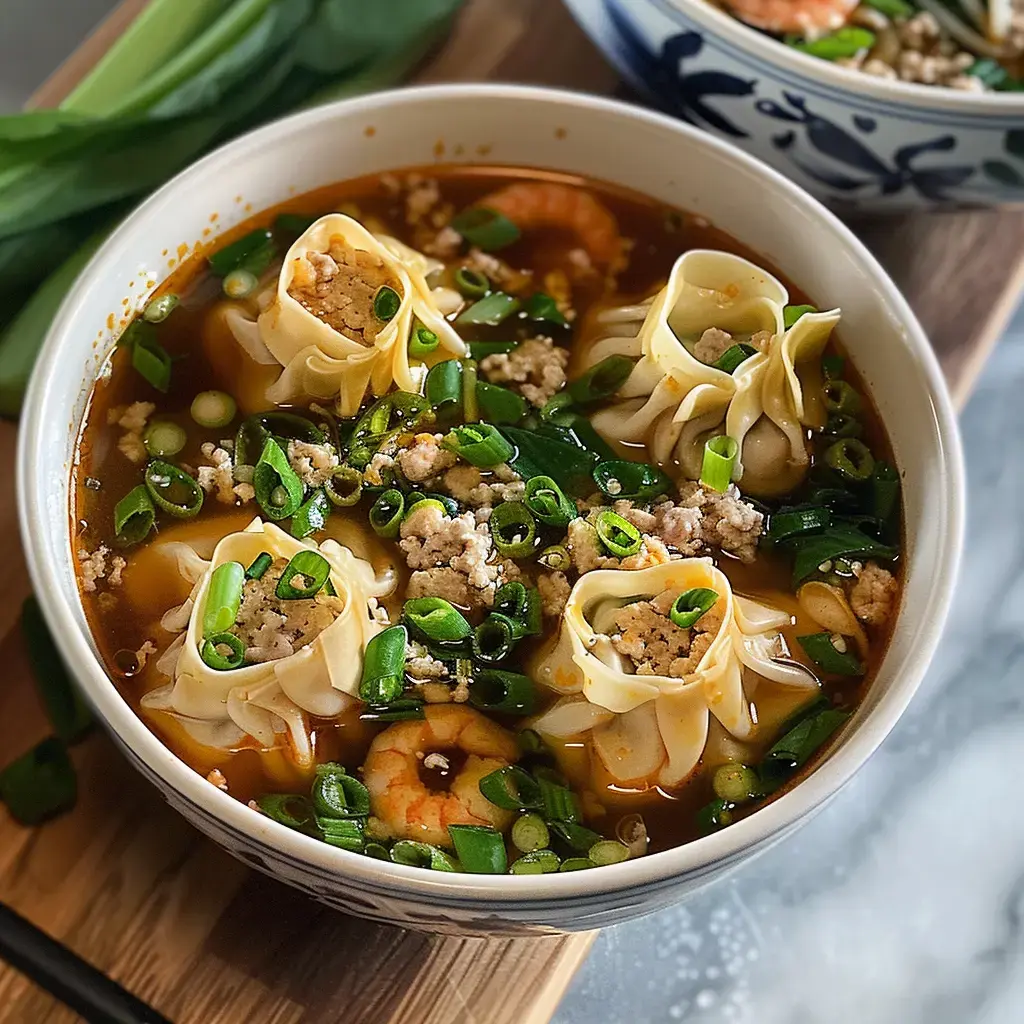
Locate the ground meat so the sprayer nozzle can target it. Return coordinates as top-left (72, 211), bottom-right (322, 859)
top-left (363, 451), bottom-right (396, 487)
top-left (397, 433), bottom-right (457, 483)
top-left (107, 555), bottom-right (127, 587)
top-left (78, 544), bottom-right (125, 592)
top-left (135, 639), bottom-right (157, 670)
top-left (112, 401), bottom-right (154, 463)
top-left (848, 561), bottom-right (899, 626)
top-left (288, 237), bottom-right (402, 345)
top-left (480, 336), bottom-right (569, 407)
top-left (441, 463), bottom-right (524, 506)
top-left (404, 175), bottom-right (442, 225)
top-left (407, 567), bottom-right (493, 611)
top-left (423, 225), bottom-right (462, 259)
top-left (235, 558), bottom-right (345, 664)
top-left (692, 327), bottom-right (734, 365)
top-left (287, 439), bottom-right (339, 489)
top-left (463, 248), bottom-right (533, 294)
top-left (566, 516), bottom-right (672, 573)
top-left (542, 269), bottom-right (577, 322)
top-left (676, 481), bottom-right (764, 563)
top-left (537, 571), bottom-right (571, 617)
top-left (405, 641), bottom-right (449, 680)
top-left (197, 442), bottom-right (254, 505)
top-left (206, 768), bottom-right (229, 792)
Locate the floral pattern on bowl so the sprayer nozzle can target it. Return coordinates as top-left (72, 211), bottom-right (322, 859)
top-left (563, 0), bottom-right (1024, 212)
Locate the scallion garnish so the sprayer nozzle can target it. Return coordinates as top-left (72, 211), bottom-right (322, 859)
top-left (403, 597), bottom-right (472, 643)
top-left (475, 381), bottom-right (527, 424)
top-left (668, 588), bottom-right (719, 629)
top-left (559, 858), bottom-right (594, 871)
top-left (538, 777), bottom-right (581, 825)
top-left (696, 798), bottom-right (734, 833)
top-left (489, 500), bottom-right (537, 559)
top-left (142, 419), bottom-right (186, 458)
top-left (223, 268), bottom-right (258, 299)
top-left (253, 438), bottom-right (304, 521)
top-left (318, 816), bottom-right (364, 852)
top-left (256, 793), bottom-right (317, 832)
top-left (511, 813), bottom-right (550, 853)
top-left (291, 488), bottom-right (330, 539)
top-left (711, 763), bottom-right (760, 803)
top-left (797, 632), bottom-right (864, 676)
top-left (191, 390), bottom-right (237, 429)
top-left (699, 435), bottom-right (738, 493)
top-left (359, 698), bottom-right (426, 723)
top-left (390, 840), bottom-right (457, 871)
top-left (142, 293), bottom-right (178, 323)
top-left (594, 509), bottom-right (642, 558)
top-left (478, 764), bottom-right (543, 811)
top-left (712, 343), bottom-right (758, 374)
top-left (509, 849), bottom-right (561, 874)
top-left (566, 355), bottom-right (634, 404)
top-left (144, 461), bottom-right (203, 519)
top-left (523, 475), bottom-right (576, 527)
top-left (200, 632), bottom-right (245, 671)
top-left (525, 292), bottom-right (567, 326)
top-left (461, 359), bottom-right (480, 423)
top-left (369, 488), bottom-right (406, 538)
top-left (872, 460), bottom-right (901, 522)
top-left (275, 550), bottom-right (331, 600)
top-left (325, 466), bottom-right (363, 507)
top-left (587, 840), bottom-right (630, 866)
top-left (825, 414), bottom-right (863, 439)
top-left (825, 438), bottom-right (874, 482)
top-left (783, 303), bottom-right (818, 328)
top-left (424, 359), bottom-right (463, 425)
top-left (549, 821), bottom-right (602, 852)
top-left (349, 391), bottom-right (429, 456)
top-left (450, 207), bottom-right (521, 251)
top-left (208, 228), bottom-right (275, 278)
top-left (760, 707), bottom-right (850, 784)
top-left (765, 505), bottom-right (831, 544)
top-left (454, 267), bottom-right (489, 297)
top-left (537, 544), bottom-right (571, 571)
top-left (359, 625), bottom-right (408, 704)
top-left (409, 324), bottom-right (440, 359)
top-left (469, 668), bottom-right (536, 714)
top-left (472, 615), bottom-right (519, 664)
top-left (822, 380), bottom-right (861, 416)
top-left (373, 285), bottom-right (401, 322)
top-left (785, 26), bottom-right (875, 60)
top-left (235, 411), bottom-right (326, 466)
top-left (592, 460), bottom-right (672, 502)
top-left (448, 824), bottom-right (508, 874)
top-left (493, 581), bottom-right (542, 636)
top-left (0, 738), bottom-right (76, 826)
top-left (131, 332), bottom-right (173, 392)
top-left (456, 291), bottom-right (521, 326)
top-left (203, 561), bottom-right (245, 636)
top-left (468, 340), bottom-right (518, 360)
top-left (113, 485), bottom-right (155, 545)
top-left (245, 552), bottom-right (273, 580)
top-left (442, 422), bottom-right (514, 467)
top-left (312, 763), bottom-right (370, 819)
top-left (822, 353), bottom-right (845, 380)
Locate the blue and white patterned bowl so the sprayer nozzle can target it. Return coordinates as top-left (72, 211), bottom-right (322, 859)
top-left (564, 0), bottom-right (1024, 212)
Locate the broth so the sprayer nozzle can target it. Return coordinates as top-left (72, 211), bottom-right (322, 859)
top-left (72, 166), bottom-right (901, 867)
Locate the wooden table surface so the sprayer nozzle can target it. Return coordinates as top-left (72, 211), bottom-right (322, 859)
top-left (1, 1), bottom-right (1022, 1022)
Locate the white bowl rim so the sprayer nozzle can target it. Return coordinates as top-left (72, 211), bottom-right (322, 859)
top-left (615, 0), bottom-right (1024, 113)
top-left (18, 82), bottom-right (965, 905)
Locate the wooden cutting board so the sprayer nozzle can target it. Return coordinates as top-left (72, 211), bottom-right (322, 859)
top-left (2, 1), bottom-right (1021, 1021)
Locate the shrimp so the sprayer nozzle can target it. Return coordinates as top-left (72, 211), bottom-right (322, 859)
top-left (477, 182), bottom-right (621, 267)
top-left (719, 0), bottom-right (858, 36)
top-left (363, 704), bottom-right (519, 847)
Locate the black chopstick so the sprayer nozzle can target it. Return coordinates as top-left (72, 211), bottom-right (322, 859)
top-left (0, 901), bottom-right (172, 1023)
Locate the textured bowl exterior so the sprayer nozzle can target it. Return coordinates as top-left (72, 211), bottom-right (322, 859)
top-left (18, 85), bottom-right (963, 934)
top-left (564, 0), bottom-right (1024, 212)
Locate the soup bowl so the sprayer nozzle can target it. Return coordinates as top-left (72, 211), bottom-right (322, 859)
top-left (18, 84), bottom-right (963, 935)
top-left (563, 0), bottom-right (1024, 212)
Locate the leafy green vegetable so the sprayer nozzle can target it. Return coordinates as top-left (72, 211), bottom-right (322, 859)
top-left (781, 525), bottom-right (898, 585)
top-left (500, 426), bottom-right (600, 495)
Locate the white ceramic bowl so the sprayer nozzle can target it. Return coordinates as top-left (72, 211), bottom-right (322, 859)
top-left (563, 0), bottom-right (1024, 212)
top-left (19, 84), bottom-right (964, 935)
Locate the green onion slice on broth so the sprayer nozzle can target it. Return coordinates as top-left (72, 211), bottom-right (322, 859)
top-left (594, 509), bottom-right (642, 558)
top-left (359, 625), bottom-right (408, 704)
top-left (142, 420), bottom-right (187, 458)
top-left (454, 267), bottom-right (489, 297)
top-left (797, 632), bottom-right (864, 676)
top-left (442, 422), bottom-right (514, 467)
top-left (369, 489), bottom-right (406, 538)
top-left (523, 475), bottom-right (576, 527)
top-left (200, 632), bottom-right (245, 671)
top-left (475, 381), bottom-right (527, 424)
top-left (592, 460), bottom-right (672, 501)
top-left (510, 849), bottom-right (562, 874)
top-left (403, 597), bottom-right (472, 643)
top-left (478, 764), bottom-right (544, 811)
top-left (253, 439), bottom-right (304, 520)
top-left (142, 293), bottom-right (178, 323)
top-left (275, 550), bottom-right (331, 600)
top-left (469, 668), bottom-right (536, 715)
top-left (511, 813), bottom-right (550, 853)
top-left (113, 485), bottom-right (155, 544)
top-left (325, 466), bottom-right (363, 507)
top-left (208, 228), bottom-right (276, 278)
top-left (245, 552), bottom-right (273, 580)
top-left (712, 343), bottom-right (757, 374)
top-left (489, 501), bottom-right (538, 558)
top-left (131, 331), bottom-right (173, 393)
top-left (565, 355), bottom-right (634, 405)
top-left (493, 581), bottom-right (542, 636)
top-left (456, 292), bottom-right (521, 326)
top-left (450, 207), bottom-right (521, 251)
top-left (312, 763), bottom-right (370, 820)
top-left (525, 291), bottom-right (568, 326)
top-left (191, 390), bottom-right (237, 429)
top-left (472, 614), bottom-right (520, 664)
top-left (391, 840), bottom-right (457, 871)
top-left (825, 438), bottom-right (875, 482)
top-left (448, 824), bottom-right (508, 874)
top-left (144, 461), bottom-right (204, 519)
top-left (290, 489), bottom-right (330, 540)
top-left (256, 793), bottom-right (317, 832)
top-left (668, 588), bottom-right (719, 629)
top-left (699, 435), bottom-right (738, 493)
top-left (783, 303), bottom-right (818, 328)
top-left (409, 324), bottom-right (440, 358)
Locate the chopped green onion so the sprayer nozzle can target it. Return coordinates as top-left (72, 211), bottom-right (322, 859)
top-left (203, 561), bottom-right (244, 636)
top-left (131, 332), bottom-right (172, 392)
top-left (456, 292), bottom-right (521, 326)
top-left (712, 763), bottom-right (760, 803)
top-left (786, 26), bottom-right (875, 60)
top-left (594, 509), bottom-right (642, 558)
top-left (359, 698), bottom-right (425, 723)
top-left (475, 381), bottom-right (527, 424)
top-left (143, 293), bottom-right (178, 323)
top-left (22, 597), bottom-right (92, 743)
top-left (696, 798), bottom-right (733, 833)
top-left (872, 461), bottom-right (900, 522)
top-left (469, 340), bottom-right (518, 359)
top-left (360, 625), bottom-right (408, 704)
top-left (403, 597), bottom-right (472, 643)
top-left (373, 285), bottom-right (401, 322)
top-left (0, 738), bottom-right (76, 825)
top-left (144, 461), bottom-right (203, 519)
top-left (424, 359), bottom-right (463, 425)
top-left (500, 425), bottom-right (601, 496)
top-left (549, 821), bottom-right (602, 852)
top-left (539, 390), bottom-right (576, 425)
top-left (325, 466), bottom-right (363, 507)
top-left (223, 268), bottom-right (258, 299)
top-left (235, 412), bottom-right (326, 466)
top-left (825, 414), bottom-right (863, 439)
top-left (191, 390), bottom-right (237, 428)
top-left (588, 840), bottom-right (630, 866)
top-left (409, 324), bottom-right (440, 359)
top-left (113, 485), bottom-right (155, 544)
top-left (712, 343), bottom-right (757, 374)
top-left (797, 632), bottom-right (864, 676)
top-left (365, 842), bottom-right (391, 860)
top-left (761, 708), bottom-right (850, 779)
top-left (369, 488), bottom-right (406, 538)
top-left (825, 438), bottom-right (874, 482)
top-left (349, 392), bottom-right (429, 462)
top-left (700, 435), bottom-right (738, 493)
top-left (256, 793), bottom-right (316, 832)
top-left (142, 419), bottom-right (186, 458)
top-left (558, 857), bottom-right (594, 872)
top-left (390, 840), bottom-right (456, 871)
top-left (493, 581), bottom-right (542, 636)
top-left (766, 505), bottom-right (831, 544)
top-left (668, 588), bottom-right (719, 629)
top-left (274, 212), bottom-right (320, 235)
top-left (489, 500), bottom-right (537, 558)
top-left (291, 488), bottom-right (330, 539)
top-left (525, 292), bottom-right (568, 326)
top-left (274, 552), bottom-right (330, 602)
top-left (822, 354), bottom-right (845, 380)
top-left (451, 207), bottom-right (521, 251)
top-left (537, 544), bottom-right (571, 571)
top-left (592, 460), bottom-right (672, 501)
top-left (510, 849), bottom-right (561, 874)
top-left (472, 614), bottom-right (519, 664)
top-left (538, 777), bottom-right (581, 824)
top-left (566, 355), bottom-right (634, 404)
top-left (312, 763), bottom-right (370, 819)
top-left (822, 381), bottom-right (861, 416)
top-left (783, 304), bottom-right (817, 328)
top-left (511, 813), bottom-right (550, 853)
top-left (200, 632), bottom-right (245, 671)
top-left (253, 439), bottom-right (304, 520)
top-left (524, 475), bottom-right (576, 527)
top-left (245, 552), bottom-right (273, 580)
top-left (461, 359), bottom-right (480, 424)
top-left (469, 668), bottom-right (536, 714)
top-left (448, 824), bottom-right (508, 874)
top-left (478, 764), bottom-right (543, 811)
top-left (442, 422), bottom-right (515, 467)
top-left (786, 526), bottom-right (897, 586)
top-left (318, 816), bottom-right (364, 852)
top-left (208, 228), bottom-right (275, 277)
top-left (454, 267), bottom-right (489, 297)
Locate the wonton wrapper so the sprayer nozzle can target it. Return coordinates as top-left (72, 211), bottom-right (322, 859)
top-left (531, 558), bottom-right (817, 788)
top-left (142, 518), bottom-right (394, 767)
top-left (257, 214), bottom-right (465, 416)
top-left (588, 250), bottom-right (840, 483)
